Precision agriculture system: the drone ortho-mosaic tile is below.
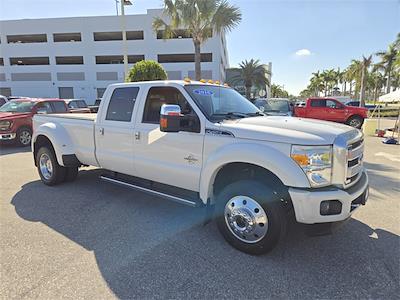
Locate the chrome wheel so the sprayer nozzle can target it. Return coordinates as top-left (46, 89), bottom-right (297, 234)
top-left (349, 118), bottom-right (361, 128)
top-left (39, 153), bottom-right (53, 180)
top-left (224, 196), bottom-right (268, 243)
top-left (19, 130), bottom-right (31, 145)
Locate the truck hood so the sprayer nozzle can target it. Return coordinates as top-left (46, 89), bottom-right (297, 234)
top-left (218, 116), bottom-right (357, 145)
top-left (0, 112), bottom-right (32, 120)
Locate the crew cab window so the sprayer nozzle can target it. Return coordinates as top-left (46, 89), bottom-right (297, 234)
top-left (106, 87), bottom-right (139, 122)
top-left (52, 101), bottom-right (68, 113)
top-left (310, 99), bottom-right (326, 107)
top-left (326, 100), bottom-right (341, 109)
top-left (142, 87), bottom-right (195, 124)
top-left (35, 102), bottom-right (53, 113)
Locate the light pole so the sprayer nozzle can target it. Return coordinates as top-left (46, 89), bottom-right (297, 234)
top-left (120, 0), bottom-right (132, 80)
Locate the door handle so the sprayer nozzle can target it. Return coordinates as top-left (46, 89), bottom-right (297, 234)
top-left (135, 131), bottom-right (140, 140)
top-left (99, 128), bottom-right (104, 135)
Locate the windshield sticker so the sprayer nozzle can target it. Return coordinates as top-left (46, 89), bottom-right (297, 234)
top-left (193, 89), bottom-right (213, 96)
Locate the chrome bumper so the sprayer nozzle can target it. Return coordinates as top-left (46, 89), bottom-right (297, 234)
top-left (0, 133), bottom-right (16, 141)
top-left (289, 170), bottom-right (369, 224)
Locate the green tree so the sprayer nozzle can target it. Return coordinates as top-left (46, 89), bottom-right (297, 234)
top-left (270, 84), bottom-right (289, 98)
top-left (126, 60), bottom-right (167, 82)
top-left (375, 44), bottom-right (398, 93)
top-left (153, 0), bottom-right (241, 80)
top-left (229, 59), bottom-right (270, 99)
top-left (359, 55), bottom-right (373, 107)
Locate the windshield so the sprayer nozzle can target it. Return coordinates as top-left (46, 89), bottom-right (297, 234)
top-left (0, 101), bottom-right (34, 113)
top-left (184, 85), bottom-right (260, 121)
top-left (255, 100), bottom-right (290, 113)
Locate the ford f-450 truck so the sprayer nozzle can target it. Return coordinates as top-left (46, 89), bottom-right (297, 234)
top-left (32, 80), bottom-right (369, 254)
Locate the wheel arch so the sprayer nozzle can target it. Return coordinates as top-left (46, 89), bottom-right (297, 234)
top-left (199, 143), bottom-right (310, 204)
top-left (32, 122), bottom-right (75, 166)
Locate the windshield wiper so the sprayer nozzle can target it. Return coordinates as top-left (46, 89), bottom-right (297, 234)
top-left (246, 111), bottom-right (265, 117)
top-left (211, 112), bottom-right (249, 119)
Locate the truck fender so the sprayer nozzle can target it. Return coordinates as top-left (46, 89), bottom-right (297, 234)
top-left (33, 122), bottom-right (75, 167)
top-left (199, 143), bottom-right (310, 203)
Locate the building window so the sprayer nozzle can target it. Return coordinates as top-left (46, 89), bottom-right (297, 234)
top-left (55, 56), bottom-right (84, 65)
top-left (7, 34), bottom-right (47, 44)
top-left (0, 58), bottom-right (3, 66)
top-left (158, 53), bottom-right (212, 63)
top-left (0, 88), bottom-right (12, 97)
top-left (95, 55), bottom-right (144, 64)
top-left (93, 31), bottom-right (144, 41)
top-left (97, 88), bottom-right (106, 98)
top-left (10, 57), bottom-right (50, 66)
top-left (58, 87), bottom-right (74, 99)
top-left (156, 29), bottom-right (211, 39)
top-left (53, 32), bottom-right (82, 42)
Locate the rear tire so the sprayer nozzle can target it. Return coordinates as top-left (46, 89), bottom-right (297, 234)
top-left (347, 116), bottom-right (363, 129)
top-left (215, 180), bottom-right (287, 255)
top-left (16, 127), bottom-right (32, 147)
top-left (36, 146), bottom-right (66, 186)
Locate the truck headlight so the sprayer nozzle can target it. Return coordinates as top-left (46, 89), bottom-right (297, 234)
top-left (0, 121), bottom-right (12, 131)
top-left (291, 145), bottom-right (332, 187)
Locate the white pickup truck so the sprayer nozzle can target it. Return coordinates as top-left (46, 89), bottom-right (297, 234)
top-left (32, 80), bottom-right (369, 254)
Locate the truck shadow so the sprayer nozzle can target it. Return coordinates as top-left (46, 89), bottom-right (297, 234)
top-left (10, 169), bottom-right (400, 299)
top-left (0, 143), bottom-right (31, 156)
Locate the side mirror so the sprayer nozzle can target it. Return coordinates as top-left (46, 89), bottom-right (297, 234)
top-left (160, 104), bottom-right (181, 132)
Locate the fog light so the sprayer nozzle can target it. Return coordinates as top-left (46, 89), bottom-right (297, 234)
top-left (320, 200), bottom-right (342, 215)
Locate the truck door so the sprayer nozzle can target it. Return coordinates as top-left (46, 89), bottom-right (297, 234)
top-left (308, 99), bottom-right (327, 120)
top-left (95, 86), bottom-right (139, 176)
top-left (325, 99), bottom-right (346, 122)
top-left (133, 86), bottom-right (204, 192)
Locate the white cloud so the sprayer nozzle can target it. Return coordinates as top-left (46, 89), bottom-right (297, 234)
top-left (295, 49), bottom-right (312, 56)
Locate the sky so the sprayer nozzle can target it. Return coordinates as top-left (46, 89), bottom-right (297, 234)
top-left (1, 0), bottom-right (399, 95)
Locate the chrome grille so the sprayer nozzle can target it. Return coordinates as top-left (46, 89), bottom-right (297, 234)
top-left (345, 138), bottom-right (364, 187)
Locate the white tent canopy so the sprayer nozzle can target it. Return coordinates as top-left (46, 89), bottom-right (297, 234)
top-left (379, 90), bottom-right (400, 103)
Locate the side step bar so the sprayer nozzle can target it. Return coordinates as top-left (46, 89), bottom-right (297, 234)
top-left (100, 175), bottom-right (199, 207)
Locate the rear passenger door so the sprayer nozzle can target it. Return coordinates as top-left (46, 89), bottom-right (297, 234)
top-left (308, 99), bottom-right (327, 120)
top-left (95, 86), bottom-right (140, 175)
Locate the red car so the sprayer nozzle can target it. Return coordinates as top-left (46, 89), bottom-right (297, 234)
top-left (0, 98), bottom-right (68, 146)
top-left (294, 97), bottom-right (368, 129)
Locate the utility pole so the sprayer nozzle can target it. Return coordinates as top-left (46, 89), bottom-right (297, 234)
top-left (120, 0), bottom-right (132, 80)
top-left (115, 0), bottom-right (119, 16)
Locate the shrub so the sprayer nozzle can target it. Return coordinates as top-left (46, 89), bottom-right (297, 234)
top-left (126, 60), bottom-right (168, 82)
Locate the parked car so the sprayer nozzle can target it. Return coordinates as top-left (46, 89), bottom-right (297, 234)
top-left (88, 98), bottom-right (102, 113)
top-left (0, 98), bottom-right (68, 146)
top-left (345, 100), bottom-right (382, 110)
top-left (254, 98), bottom-right (293, 116)
top-left (64, 99), bottom-right (91, 113)
top-left (294, 97), bottom-right (368, 128)
top-left (32, 80), bottom-right (368, 255)
top-left (0, 95), bottom-right (8, 107)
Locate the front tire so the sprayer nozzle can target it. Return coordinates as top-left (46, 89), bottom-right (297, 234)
top-left (216, 180), bottom-right (287, 255)
top-left (36, 146), bottom-right (66, 185)
top-left (347, 116), bottom-right (363, 129)
top-left (16, 127), bottom-right (32, 147)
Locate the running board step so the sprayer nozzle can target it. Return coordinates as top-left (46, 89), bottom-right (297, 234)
top-left (100, 175), bottom-right (201, 207)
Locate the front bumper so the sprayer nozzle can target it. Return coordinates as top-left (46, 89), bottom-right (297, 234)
top-left (289, 170), bottom-right (369, 224)
top-left (0, 132), bottom-right (16, 141)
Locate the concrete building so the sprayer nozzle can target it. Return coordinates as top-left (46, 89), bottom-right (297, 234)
top-left (0, 9), bottom-right (228, 103)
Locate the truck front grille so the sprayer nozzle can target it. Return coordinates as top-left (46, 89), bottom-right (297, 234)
top-left (345, 138), bottom-right (364, 187)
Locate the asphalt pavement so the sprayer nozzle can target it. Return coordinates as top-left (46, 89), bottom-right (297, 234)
top-left (0, 128), bottom-right (399, 299)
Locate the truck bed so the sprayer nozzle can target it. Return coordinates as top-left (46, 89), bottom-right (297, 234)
top-left (40, 113), bottom-right (97, 121)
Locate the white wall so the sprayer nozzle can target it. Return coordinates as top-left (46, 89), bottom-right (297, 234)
top-left (0, 9), bottom-right (228, 104)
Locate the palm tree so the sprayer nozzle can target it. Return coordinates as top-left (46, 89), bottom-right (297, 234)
top-left (153, 0), bottom-right (241, 80)
top-left (359, 55), bottom-right (372, 107)
top-left (310, 71), bottom-right (324, 96)
top-left (375, 44), bottom-right (398, 93)
top-left (369, 71), bottom-right (385, 103)
top-left (321, 69), bottom-right (336, 96)
top-left (270, 84), bottom-right (289, 98)
top-left (229, 59), bottom-right (270, 99)
top-left (346, 60), bottom-right (363, 97)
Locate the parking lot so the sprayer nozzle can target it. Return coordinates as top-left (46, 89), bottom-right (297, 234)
top-left (1, 127), bottom-right (399, 299)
